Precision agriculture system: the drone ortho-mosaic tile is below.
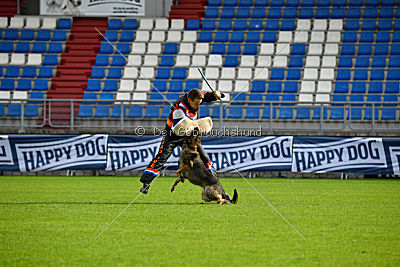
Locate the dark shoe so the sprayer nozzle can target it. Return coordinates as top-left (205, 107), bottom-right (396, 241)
top-left (140, 183), bottom-right (150, 194)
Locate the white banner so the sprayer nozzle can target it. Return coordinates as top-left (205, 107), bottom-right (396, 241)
top-left (0, 135), bottom-right (14, 166)
top-left (41, 0), bottom-right (145, 16)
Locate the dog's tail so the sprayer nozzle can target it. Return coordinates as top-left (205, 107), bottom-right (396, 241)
top-left (231, 189), bottom-right (238, 204)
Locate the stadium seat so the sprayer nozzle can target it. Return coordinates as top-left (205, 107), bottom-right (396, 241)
top-left (233, 20), bottom-right (247, 30)
top-left (124, 19), bottom-right (137, 30)
top-left (83, 92), bottom-right (97, 104)
top-left (169, 80), bottom-right (183, 92)
top-left (127, 106), bottom-right (143, 118)
top-left (111, 105), bottom-right (127, 118)
top-left (33, 79), bottom-right (48, 91)
top-left (77, 105), bottom-right (93, 118)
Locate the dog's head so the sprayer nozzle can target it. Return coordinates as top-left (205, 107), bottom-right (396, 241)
top-left (185, 128), bottom-right (201, 148)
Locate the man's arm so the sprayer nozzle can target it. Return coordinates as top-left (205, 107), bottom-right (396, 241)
top-left (202, 91), bottom-right (225, 103)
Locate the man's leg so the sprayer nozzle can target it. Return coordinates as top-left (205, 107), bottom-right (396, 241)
top-left (197, 143), bottom-right (216, 174)
top-left (139, 136), bottom-right (179, 194)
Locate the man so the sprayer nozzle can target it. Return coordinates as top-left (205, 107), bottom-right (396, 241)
top-left (139, 88), bottom-right (224, 194)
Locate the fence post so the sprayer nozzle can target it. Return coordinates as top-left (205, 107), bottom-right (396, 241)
top-left (318, 104), bottom-right (324, 135)
top-left (120, 102), bottom-right (124, 132)
top-left (70, 100), bottom-right (74, 131)
top-left (370, 104), bottom-right (376, 136)
top-left (18, 101), bottom-right (25, 133)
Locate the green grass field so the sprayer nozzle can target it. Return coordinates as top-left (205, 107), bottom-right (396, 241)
top-left (1, 176), bottom-right (399, 266)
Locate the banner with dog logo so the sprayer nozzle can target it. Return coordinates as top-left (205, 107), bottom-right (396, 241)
top-left (41, 0), bottom-right (145, 16)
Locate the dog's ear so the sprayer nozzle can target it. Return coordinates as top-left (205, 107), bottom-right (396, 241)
top-left (192, 127), bottom-right (200, 136)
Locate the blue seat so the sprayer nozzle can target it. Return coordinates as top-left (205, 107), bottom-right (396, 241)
top-left (160, 106), bottom-right (170, 118)
top-left (104, 30), bottom-right (118, 42)
top-left (153, 80), bottom-right (167, 92)
top-left (279, 107), bottom-right (293, 119)
top-left (244, 107), bottom-right (260, 119)
top-left (391, 44), bottom-right (400, 55)
top-left (281, 94), bottom-right (296, 105)
top-left (389, 57), bottom-right (400, 67)
top-left (0, 42), bottom-right (13, 52)
top-left (334, 82), bottom-right (349, 93)
top-left (95, 105), bottom-right (110, 118)
top-left (380, 7), bottom-right (394, 18)
top-left (370, 68), bottom-right (385, 80)
top-left (355, 57), bottom-right (370, 67)
top-left (28, 92), bottom-right (44, 103)
top-left (378, 20), bottom-right (392, 30)
top-left (156, 68), bottom-right (171, 79)
top-left (83, 92), bottom-right (97, 104)
top-left (376, 32), bottom-right (390, 43)
top-left (32, 42), bottom-right (46, 53)
top-left (111, 55), bottom-right (125, 66)
top-left (292, 44), bottom-right (305, 55)
top-left (4, 29), bottom-right (18, 40)
top-left (354, 69), bottom-right (368, 80)
top-left (312, 106), bottom-right (328, 119)
top-left (262, 32), bottom-right (277, 42)
top-left (281, 20), bottom-right (295, 31)
top-left (231, 93), bottom-right (246, 105)
top-left (233, 20), bottom-right (247, 30)
top-left (268, 8), bottom-right (282, 18)
top-left (199, 105), bottom-right (210, 118)
top-left (381, 95), bottom-right (398, 120)
top-left (337, 69), bottom-right (351, 80)
top-left (302, 0), bottom-right (315, 6)
top-left (228, 106), bottom-right (243, 119)
top-left (255, 0), bottom-right (268, 6)
top-left (284, 81), bottom-right (298, 93)
top-left (352, 81), bottom-right (367, 93)
top-left (7, 104), bottom-right (21, 117)
top-left (361, 20), bottom-right (376, 31)
top-left (331, 8), bottom-right (345, 18)
top-left (243, 44), bottom-right (257, 55)
top-left (48, 42), bottom-right (62, 53)
top-left (265, 20), bottom-right (280, 30)
top-left (349, 94), bottom-right (364, 120)
top-left (286, 0), bottom-right (300, 6)
top-left (227, 44), bottom-right (241, 54)
top-left (37, 30), bottom-right (51, 41)
top-left (343, 32), bottom-right (357, 43)
top-left (283, 8), bottom-right (297, 18)
top-left (52, 30), bottom-right (66, 41)
top-left (364, 8), bottom-right (378, 18)
top-left (265, 93), bottom-right (280, 105)
top-left (230, 32), bottom-right (245, 42)
top-left (144, 106), bottom-right (160, 118)
top-left (393, 32), bottom-right (400, 42)
top-left (252, 8), bottom-right (266, 18)
top-left (358, 44), bottom-right (372, 55)
top-left (338, 56), bottom-right (352, 67)
top-left (347, 8), bottom-right (361, 18)
top-left (236, 8), bottom-right (250, 18)
top-left (224, 56), bottom-right (238, 67)
top-left (270, 69), bottom-right (285, 80)
top-left (317, 0), bottom-right (330, 6)
top-left (252, 81), bottom-right (266, 92)
top-left (16, 79), bottom-right (31, 90)
top-left (348, 0), bottom-right (363, 6)
top-left (249, 20), bottom-right (263, 30)
top-left (172, 68), bottom-right (187, 79)
top-left (91, 67), bottom-right (105, 78)
top-left (212, 106), bottom-right (227, 118)
top-left (262, 106), bottom-right (277, 119)
top-left (185, 80), bottom-right (199, 91)
top-left (382, 0), bottom-right (396, 5)
top-left (77, 105), bottom-right (93, 118)
top-left (169, 80), bottom-right (183, 92)
top-left (299, 8), bottom-right (313, 18)
top-left (57, 18), bottom-right (72, 29)
top-left (166, 93), bottom-right (179, 101)
top-left (224, 0), bottom-right (237, 6)
top-left (316, 8), bottom-right (330, 19)
top-left (108, 67), bottom-right (122, 79)
top-left (127, 106), bottom-right (143, 118)
top-left (239, 0), bottom-right (252, 6)
top-left (186, 19), bottom-right (200, 30)
top-left (198, 31), bottom-right (212, 42)
top-left (395, 19), bottom-right (400, 30)
top-left (103, 80), bottom-right (118, 92)
top-left (221, 8), bottom-right (235, 18)
top-left (202, 20), bottom-right (216, 30)
top-left (204, 7), bottom-right (219, 18)
top-left (375, 44), bottom-right (389, 55)
top-left (33, 79), bottom-right (48, 91)
top-left (208, 0), bottom-right (222, 6)
top-left (345, 20), bottom-right (359, 30)
top-left (15, 42), bottom-right (29, 53)
top-left (5, 66), bottom-right (19, 77)
top-left (21, 66), bottom-right (36, 78)
top-left (99, 93), bottom-right (114, 104)
top-left (248, 93), bottom-right (263, 105)
top-left (0, 78), bottom-right (14, 90)
top-left (219, 19), bottom-right (232, 30)
top-left (108, 19), bottom-right (122, 30)
top-left (369, 82), bottom-right (383, 94)
top-left (116, 43), bottom-right (129, 55)
top-left (123, 19), bottom-right (137, 30)
top-left (365, 0), bottom-right (380, 5)
top-left (246, 32), bottom-right (260, 42)
top-left (387, 69), bottom-right (400, 80)
top-left (215, 31), bottom-right (229, 42)
top-left (20, 29), bottom-right (34, 41)
top-left (159, 55), bottom-right (174, 67)
top-left (372, 56), bottom-right (386, 67)
top-left (364, 94), bottom-right (381, 120)
top-left (386, 82), bottom-right (400, 94)
top-left (99, 42), bottom-right (113, 54)
top-left (43, 55), bottom-right (58, 66)
top-left (111, 105), bottom-right (127, 118)
top-left (120, 31), bottom-right (134, 42)
top-left (94, 55), bottom-right (109, 66)
top-left (86, 79), bottom-right (101, 91)
top-left (296, 107), bottom-right (311, 119)
top-left (164, 43), bottom-right (178, 54)
top-left (286, 69), bottom-right (301, 80)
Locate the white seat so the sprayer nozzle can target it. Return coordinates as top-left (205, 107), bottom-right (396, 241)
top-left (175, 55), bottom-right (190, 67)
top-left (139, 67), bottom-right (155, 79)
top-left (187, 67), bottom-right (202, 79)
top-left (294, 31), bottom-right (308, 43)
top-left (315, 93), bottom-right (330, 103)
top-left (123, 67), bottom-right (138, 78)
top-left (253, 68), bottom-right (269, 80)
top-left (191, 55), bottom-right (206, 66)
top-left (234, 80), bottom-right (250, 92)
top-left (179, 43), bottom-right (194, 54)
top-left (182, 31), bottom-right (197, 42)
top-left (257, 56), bottom-right (272, 67)
top-left (207, 54), bottom-right (222, 66)
top-left (329, 19), bottom-right (343, 31)
top-left (205, 67), bottom-right (219, 79)
top-left (259, 43), bottom-right (274, 55)
top-left (12, 91), bottom-right (27, 102)
top-left (131, 43), bottom-right (146, 54)
top-left (303, 68), bottom-right (318, 80)
top-left (132, 92), bottom-right (147, 104)
top-left (119, 79), bottom-right (134, 91)
top-left (278, 32), bottom-right (292, 42)
top-left (305, 56), bottom-right (320, 67)
top-left (308, 43), bottom-right (323, 55)
top-left (9, 17), bottom-right (24, 28)
top-left (150, 31), bottom-right (165, 42)
top-left (194, 43), bottom-right (209, 54)
top-left (139, 18), bottom-right (153, 30)
top-left (220, 67), bottom-right (236, 79)
top-left (25, 17), bottom-right (40, 29)
top-left (0, 91), bottom-right (11, 103)
top-left (317, 81), bottom-right (332, 93)
top-left (10, 53), bottom-right (25, 65)
top-left (127, 55), bottom-right (142, 66)
top-left (296, 19), bottom-right (311, 31)
top-left (143, 55), bottom-right (158, 66)
top-left (324, 44), bottom-right (339, 55)
top-left (0, 53), bottom-right (9, 65)
top-left (218, 80), bottom-right (233, 93)
top-left (237, 68), bottom-right (252, 80)
top-left (41, 17), bottom-right (56, 29)
top-left (146, 43), bottom-right (161, 54)
top-left (154, 18), bottom-right (169, 30)
top-left (166, 31), bottom-right (181, 42)
top-left (116, 92), bottom-right (131, 102)
top-left (0, 17), bottom-right (8, 28)
top-left (298, 93), bottom-right (313, 104)
top-left (240, 55), bottom-right (255, 67)
top-left (319, 68), bottom-right (335, 80)
top-left (300, 81), bottom-right (315, 93)
top-left (273, 56), bottom-right (287, 67)
top-left (313, 19), bottom-right (327, 30)
top-left (326, 31), bottom-right (341, 43)
top-left (275, 43), bottom-right (290, 55)
top-left (135, 79), bottom-right (151, 91)
top-left (321, 56), bottom-right (336, 67)
top-left (202, 80), bottom-right (216, 92)
top-left (170, 19), bottom-right (184, 30)
top-left (135, 31), bottom-right (150, 42)
top-left (310, 32), bottom-right (325, 43)
top-left (26, 54), bottom-right (42, 65)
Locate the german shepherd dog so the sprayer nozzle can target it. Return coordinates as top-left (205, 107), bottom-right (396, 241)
top-left (171, 132), bottom-right (238, 205)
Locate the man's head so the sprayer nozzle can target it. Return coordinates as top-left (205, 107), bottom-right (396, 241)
top-left (187, 89), bottom-right (204, 110)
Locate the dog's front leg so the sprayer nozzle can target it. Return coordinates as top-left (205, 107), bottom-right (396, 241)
top-left (172, 164), bottom-right (190, 192)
